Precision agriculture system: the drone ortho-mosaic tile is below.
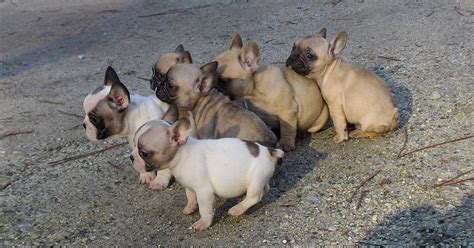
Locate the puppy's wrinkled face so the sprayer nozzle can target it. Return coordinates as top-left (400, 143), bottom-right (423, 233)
top-left (134, 118), bottom-right (191, 172)
top-left (213, 33), bottom-right (260, 97)
top-left (82, 66), bottom-right (130, 141)
top-left (286, 29), bottom-right (332, 76)
top-left (155, 62), bottom-right (218, 110)
top-left (150, 44), bottom-right (193, 92)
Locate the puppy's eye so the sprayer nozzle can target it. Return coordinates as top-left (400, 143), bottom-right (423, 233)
top-left (138, 148), bottom-right (150, 158)
top-left (306, 53), bottom-right (314, 59)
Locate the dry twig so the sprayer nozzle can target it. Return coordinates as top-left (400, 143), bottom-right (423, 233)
top-left (138, 4), bottom-right (212, 18)
top-left (378, 55), bottom-right (401, 61)
top-left (454, 6), bottom-right (474, 16)
top-left (398, 134), bottom-right (473, 158)
top-left (0, 129), bottom-right (34, 140)
top-left (48, 142), bottom-right (127, 166)
top-left (434, 169), bottom-right (474, 188)
top-left (37, 99), bottom-right (65, 105)
top-left (348, 169), bottom-right (381, 203)
top-left (57, 109), bottom-right (83, 119)
top-left (396, 127), bottom-right (408, 159)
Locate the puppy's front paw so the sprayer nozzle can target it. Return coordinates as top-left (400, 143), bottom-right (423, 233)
top-left (228, 205), bottom-right (247, 217)
top-left (148, 175), bottom-right (170, 190)
top-left (278, 142), bottom-right (295, 152)
top-left (139, 172), bottom-right (156, 184)
top-left (191, 218), bottom-right (212, 231)
top-left (333, 134), bottom-right (347, 143)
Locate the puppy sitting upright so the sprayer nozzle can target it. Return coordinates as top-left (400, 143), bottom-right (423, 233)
top-left (131, 118), bottom-right (283, 230)
top-left (82, 66), bottom-right (172, 189)
top-left (286, 28), bottom-right (399, 143)
top-left (214, 33), bottom-right (329, 151)
top-left (155, 61), bottom-right (277, 146)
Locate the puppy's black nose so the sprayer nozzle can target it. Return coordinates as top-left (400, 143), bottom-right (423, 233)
top-left (129, 154), bottom-right (135, 163)
top-left (82, 123), bottom-right (86, 129)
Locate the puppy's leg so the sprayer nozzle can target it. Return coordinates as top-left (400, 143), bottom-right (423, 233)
top-left (349, 128), bottom-right (381, 139)
top-left (228, 168), bottom-right (269, 217)
top-left (139, 171), bottom-right (156, 184)
top-left (278, 111), bottom-right (298, 151)
top-left (149, 169), bottom-right (172, 190)
top-left (328, 105), bottom-right (348, 143)
top-left (192, 190), bottom-right (215, 230)
top-left (183, 188), bottom-right (198, 215)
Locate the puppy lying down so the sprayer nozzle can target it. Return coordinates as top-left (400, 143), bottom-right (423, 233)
top-left (130, 118), bottom-right (283, 230)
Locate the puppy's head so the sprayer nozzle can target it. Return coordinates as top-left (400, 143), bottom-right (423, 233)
top-left (213, 33), bottom-right (260, 97)
top-left (131, 118), bottom-right (192, 172)
top-left (155, 62), bottom-right (218, 110)
top-left (150, 44), bottom-right (193, 91)
top-left (82, 66), bottom-right (130, 141)
top-left (285, 28), bottom-right (348, 77)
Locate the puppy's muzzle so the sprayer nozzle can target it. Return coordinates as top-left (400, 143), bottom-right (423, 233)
top-left (154, 76), bottom-right (176, 104)
top-left (286, 55), bottom-right (310, 75)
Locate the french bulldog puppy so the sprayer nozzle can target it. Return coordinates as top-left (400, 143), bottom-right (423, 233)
top-left (155, 61), bottom-right (278, 146)
top-left (213, 33), bottom-right (329, 151)
top-left (131, 118), bottom-right (283, 230)
top-left (150, 44), bottom-right (192, 92)
top-left (148, 44), bottom-right (194, 124)
top-left (286, 28), bottom-right (399, 143)
top-left (82, 66), bottom-right (172, 189)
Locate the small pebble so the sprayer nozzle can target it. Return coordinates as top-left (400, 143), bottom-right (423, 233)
top-left (430, 91), bottom-right (442, 100)
top-left (78, 55), bottom-right (85, 60)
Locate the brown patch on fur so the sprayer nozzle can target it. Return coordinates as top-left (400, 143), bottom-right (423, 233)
top-left (244, 140), bottom-right (259, 157)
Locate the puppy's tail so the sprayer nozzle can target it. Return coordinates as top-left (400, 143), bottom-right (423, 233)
top-left (268, 147), bottom-right (284, 165)
top-left (390, 108), bottom-right (399, 131)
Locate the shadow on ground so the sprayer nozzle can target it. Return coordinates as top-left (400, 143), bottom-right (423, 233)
top-left (361, 194), bottom-right (474, 246)
top-left (212, 136), bottom-right (326, 220)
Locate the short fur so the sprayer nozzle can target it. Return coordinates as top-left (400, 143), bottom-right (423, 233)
top-left (154, 62), bottom-right (277, 146)
top-left (132, 118), bottom-right (283, 230)
top-left (213, 33), bottom-right (329, 151)
top-left (286, 28), bottom-right (399, 143)
top-left (82, 66), bottom-right (172, 189)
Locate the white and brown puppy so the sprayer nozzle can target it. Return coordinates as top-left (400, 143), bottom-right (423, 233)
top-left (82, 66), bottom-right (172, 189)
top-left (214, 33), bottom-right (329, 151)
top-left (131, 118), bottom-right (283, 230)
top-left (155, 61), bottom-right (277, 146)
top-left (286, 28), bottom-right (399, 143)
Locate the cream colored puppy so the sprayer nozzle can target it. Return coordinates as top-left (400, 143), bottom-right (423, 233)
top-left (131, 118), bottom-right (283, 230)
top-left (286, 28), bottom-right (399, 143)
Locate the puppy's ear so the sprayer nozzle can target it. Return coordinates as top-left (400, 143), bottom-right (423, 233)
top-left (329, 32), bottom-right (348, 58)
top-left (240, 40), bottom-right (260, 72)
top-left (107, 81), bottom-right (130, 112)
top-left (196, 61), bottom-right (218, 95)
top-left (178, 51), bottom-right (193, 64)
top-left (317, 28), bottom-right (327, 39)
top-left (169, 118), bottom-right (192, 145)
top-left (175, 44), bottom-right (185, 54)
top-left (104, 66), bottom-right (120, 85)
top-left (229, 32), bottom-right (243, 50)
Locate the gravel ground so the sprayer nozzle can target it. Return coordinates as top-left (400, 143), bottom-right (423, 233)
top-left (1, 0), bottom-right (473, 246)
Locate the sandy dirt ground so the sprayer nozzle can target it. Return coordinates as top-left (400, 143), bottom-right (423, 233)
top-left (1, 0), bottom-right (473, 246)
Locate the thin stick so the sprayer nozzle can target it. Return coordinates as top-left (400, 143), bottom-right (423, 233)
top-left (378, 55), bottom-right (401, 61)
top-left (0, 129), bottom-right (34, 140)
top-left (399, 135), bottom-right (473, 158)
top-left (57, 109), bottom-right (83, 119)
top-left (37, 99), bottom-right (65, 105)
top-left (454, 6), bottom-right (474, 16)
top-left (433, 169), bottom-right (474, 188)
top-left (396, 127), bottom-right (408, 159)
top-left (138, 4), bottom-right (212, 18)
top-left (48, 142), bottom-right (127, 166)
top-left (442, 177), bottom-right (474, 187)
top-left (348, 169), bottom-right (381, 203)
